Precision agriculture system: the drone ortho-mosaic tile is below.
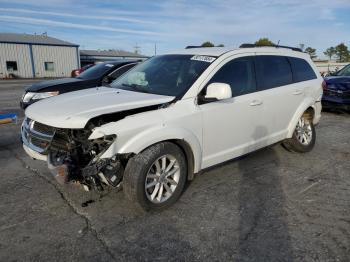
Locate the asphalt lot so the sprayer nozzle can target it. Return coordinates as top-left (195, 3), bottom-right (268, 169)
top-left (0, 79), bottom-right (349, 262)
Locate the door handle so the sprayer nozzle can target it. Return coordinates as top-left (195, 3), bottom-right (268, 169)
top-left (250, 100), bottom-right (263, 106)
top-left (293, 89), bottom-right (303, 95)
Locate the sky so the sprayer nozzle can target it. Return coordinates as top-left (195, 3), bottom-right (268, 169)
top-left (0, 0), bottom-right (349, 57)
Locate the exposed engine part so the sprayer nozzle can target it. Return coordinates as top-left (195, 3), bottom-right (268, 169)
top-left (24, 111), bottom-right (147, 190)
top-left (81, 159), bottom-right (110, 177)
top-left (98, 172), bottom-right (109, 185)
top-left (101, 160), bottom-right (124, 187)
top-left (47, 151), bottom-right (73, 185)
top-left (23, 102), bottom-right (170, 190)
top-left (46, 126), bottom-right (120, 189)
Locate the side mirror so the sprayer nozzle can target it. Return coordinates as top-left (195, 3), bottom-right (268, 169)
top-left (205, 83), bottom-right (232, 101)
top-left (102, 76), bottom-right (115, 85)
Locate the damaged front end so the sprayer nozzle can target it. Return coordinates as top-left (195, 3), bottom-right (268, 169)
top-left (22, 117), bottom-right (125, 191)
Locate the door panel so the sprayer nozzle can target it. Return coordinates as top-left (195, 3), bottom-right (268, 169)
top-left (200, 93), bottom-right (263, 168)
top-left (199, 55), bottom-right (264, 168)
top-left (254, 55), bottom-right (303, 142)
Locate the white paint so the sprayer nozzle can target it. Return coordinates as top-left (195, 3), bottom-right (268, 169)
top-left (25, 87), bottom-right (175, 129)
top-left (23, 47), bottom-right (322, 175)
top-left (23, 144), bottom-right (47, 161)
top-left (205, 83), bottom-right (232, 100)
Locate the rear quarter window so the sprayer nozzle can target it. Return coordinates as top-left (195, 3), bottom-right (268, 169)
top-left (288, 57), bottom-right (317, 82)
top-left (255, 55), bottom-right (293, 91)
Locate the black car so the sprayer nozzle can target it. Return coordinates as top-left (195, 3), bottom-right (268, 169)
top-left (322, 64), bottom-right (350, 111)
top-left (21, 60), bottom-right (139, 109)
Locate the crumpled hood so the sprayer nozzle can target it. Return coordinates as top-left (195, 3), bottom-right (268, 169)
top-left (25, 87), bottom-right (174, 129)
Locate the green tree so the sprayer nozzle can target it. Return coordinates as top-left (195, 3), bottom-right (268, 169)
top-left (305, 47), bottom-right (317, 59)
top-left (201, 41), bottom-right (215, 47)
top-left (255, 38), bottom-right (274, 46)
top-left (335, 43), bottom-right (349, 62)
top-left (217, 44), bottom-right (225, 47)
top-left (323, 47), bottom-right (336, 60)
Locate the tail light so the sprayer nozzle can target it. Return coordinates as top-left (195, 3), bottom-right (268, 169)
top-left (322, 80), bottom-right (327, 91)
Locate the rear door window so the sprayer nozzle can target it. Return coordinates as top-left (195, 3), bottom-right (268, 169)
top-left (255, 55), bottom-right (293, 90)
top-left (288, 57), bottom-right (317, 82)
top-left (208, 56), bottom-right (256, 97)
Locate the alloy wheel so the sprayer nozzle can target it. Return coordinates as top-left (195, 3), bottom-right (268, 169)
top-left (295, 116), bottom-right (313, 145)
top-left (144, 154), bottom-right (180, 203)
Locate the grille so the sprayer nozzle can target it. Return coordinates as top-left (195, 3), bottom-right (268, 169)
top-left (22, 117), bottom-right (56, 154)
top-left (33, 121), bottom-right (55, 136)
top-left (31, 136), bottom-right (50, 149)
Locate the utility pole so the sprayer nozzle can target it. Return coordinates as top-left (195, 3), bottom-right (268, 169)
top-left (134, 43), bottom-right (140, 54)
top-left (154, 43), bottom-right (157, 56)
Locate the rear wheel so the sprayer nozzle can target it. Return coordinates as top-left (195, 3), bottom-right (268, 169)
top-left (123, 142), bottom-right (187, 211)
top-left (283, 113), bottom-right (316, 153)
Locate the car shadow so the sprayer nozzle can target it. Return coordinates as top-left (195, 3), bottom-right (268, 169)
top-left (236, 126), bottom-right (293, 261)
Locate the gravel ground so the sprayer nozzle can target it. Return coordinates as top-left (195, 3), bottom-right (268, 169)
top-left (0, 79), bottom-right (349, 262)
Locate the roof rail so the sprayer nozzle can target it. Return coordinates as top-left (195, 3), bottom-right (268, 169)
top-left (185, 45), bottom-right (203, 49)
top-left (239, 43), bottom-right (302, 52)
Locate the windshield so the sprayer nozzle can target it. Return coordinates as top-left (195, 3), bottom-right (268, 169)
top-left (78, 63), bottom-right (115, 79)
top-left (336, 64), bottom-right (350, 76)
top-left (110, 55), bottom-right (214, 97)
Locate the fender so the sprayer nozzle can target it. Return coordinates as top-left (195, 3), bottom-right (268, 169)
top-left (97, 126), bottom-right (203, 173)
top-left (286, 97), bottom-right (316, 138)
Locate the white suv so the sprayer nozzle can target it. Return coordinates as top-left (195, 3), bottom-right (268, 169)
top-left (22, 46), bottom-right (323, 210)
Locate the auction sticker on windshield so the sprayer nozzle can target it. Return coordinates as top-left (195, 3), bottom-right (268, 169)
top-left (191, 55), bottom-right (216, 63)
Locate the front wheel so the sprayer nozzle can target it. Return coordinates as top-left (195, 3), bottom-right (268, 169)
top-left (282, 113), bottom-right (316, 153)
top-left (123, 142), bottom-right (187, 211)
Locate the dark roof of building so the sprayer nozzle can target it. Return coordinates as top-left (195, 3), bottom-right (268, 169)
top-left (80, 49), bottom-right (148, 58)
top-left (0, 33), bottom-right (78, 47)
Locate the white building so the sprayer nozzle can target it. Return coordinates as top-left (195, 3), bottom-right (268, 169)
top-left (0, 33), bottom-right (79, 78)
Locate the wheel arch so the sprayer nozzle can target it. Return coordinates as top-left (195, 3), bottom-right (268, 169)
top-left (287, 100), bottom-right (316, 138)
top-left (101, 126), bottom-right (202, 177)
top-left (169, 139), bottom-right (196, 180)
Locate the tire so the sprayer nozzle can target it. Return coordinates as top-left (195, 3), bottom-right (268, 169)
top-left (282, 113), bottom-right (316, 153)
top-left (123, 142), bottom-right (187, 211)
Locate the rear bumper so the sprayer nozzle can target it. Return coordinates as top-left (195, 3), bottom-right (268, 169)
top-left (322, 100), bottom-right (350, 111)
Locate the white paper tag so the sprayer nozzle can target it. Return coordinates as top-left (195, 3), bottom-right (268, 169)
top-left (191, 55), bottom-right (216, 63)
